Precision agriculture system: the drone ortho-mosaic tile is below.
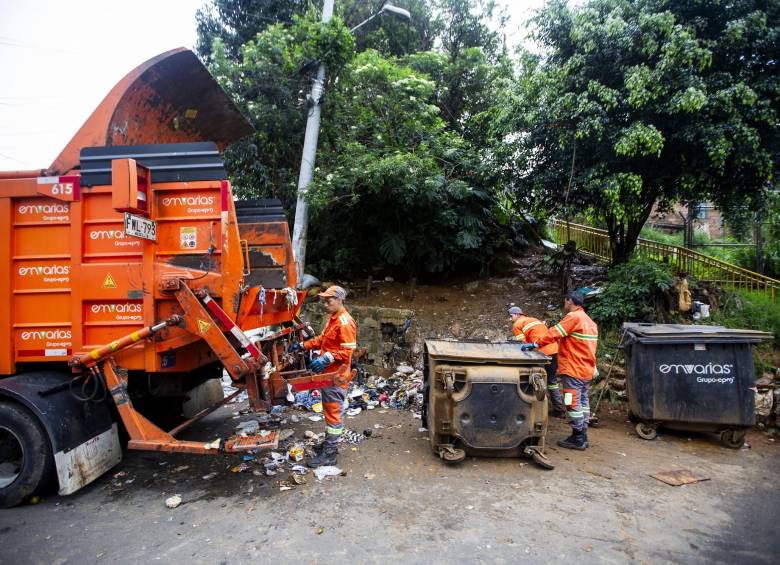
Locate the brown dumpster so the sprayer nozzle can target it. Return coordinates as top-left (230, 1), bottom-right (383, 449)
top-left (423, 339), bottom-right (554, 469)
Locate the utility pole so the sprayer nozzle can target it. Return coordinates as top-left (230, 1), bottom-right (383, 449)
top-left (292, 0), bottom-right (334, 286)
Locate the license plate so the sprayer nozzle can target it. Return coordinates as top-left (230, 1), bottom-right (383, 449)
top-left (124, 212), bottom-right (156, 241)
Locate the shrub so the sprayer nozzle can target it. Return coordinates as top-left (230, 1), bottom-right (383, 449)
top-left (589, 257), bottom-right (675, 328)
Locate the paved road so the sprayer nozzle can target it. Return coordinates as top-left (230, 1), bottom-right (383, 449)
top-left (1, 406), bottom-right (778, 564)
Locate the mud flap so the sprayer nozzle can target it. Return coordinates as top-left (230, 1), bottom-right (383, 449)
top-left (55, 424), bottom-right (122, 495)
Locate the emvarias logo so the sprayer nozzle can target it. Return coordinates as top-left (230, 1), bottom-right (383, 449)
top-left (21, 329), bottom-right (72, 341)
top-left (18, 265), bottom-right (70, 276)
top-left (90, 303), bottom-right (142, 314)
top-left (659, 363), bottom-right (733, 375)
top-left (89, 229), bottom-right (126, 240)
top-left (161, 196), bottom-right (215, 207)
top-left (18, 203), bottom-right (69, 215)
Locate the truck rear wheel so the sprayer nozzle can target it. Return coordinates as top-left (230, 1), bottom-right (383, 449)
top-left (0, 401), bottom-right (55, 508)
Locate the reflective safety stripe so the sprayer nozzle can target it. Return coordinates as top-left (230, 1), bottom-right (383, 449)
top-left (554, 323), bottom-right (568, 337)
top-left (547, 384), bottom-right (560, 390)
top-left (514, 333), bottom-right (525, 341)
top-left (522, 320), bottom-right (543, 333)
top-left (340, 342), bottom-right (357, 349)
top-left (326, 426), bottom-right (344, 435)
top-left (338, 314), bottom-right (350, 326)
top-left (571, 331), bottom-right (598, 341)
top-left (567, 410), bottom-right (583, 419)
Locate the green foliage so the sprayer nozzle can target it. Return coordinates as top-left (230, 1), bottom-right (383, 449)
top-left (501, 0), bottom-right (779, 265)
top-left (589, 257), bottom-right (675, 328)
top-left (208, 14), bottom-right (356, 210)
top-left (711, 290), bottom-right (780, 342)
top-left (200, 0), bottom-right (514, 280)
top-left (307, 49), bottom-right (506, 277)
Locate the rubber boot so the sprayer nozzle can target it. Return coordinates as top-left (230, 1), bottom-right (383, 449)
top-left (557, 428), bottom-right (588, 450)
top-left (307, 444), bottom-right (338, 468)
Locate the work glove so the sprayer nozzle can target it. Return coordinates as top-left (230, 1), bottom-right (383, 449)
top-left (308, 353), bottom-right (334, 374)
top-left (519, 342), bottom-right (538, 351)
top-left (287, 341), bottom-right (304, 354)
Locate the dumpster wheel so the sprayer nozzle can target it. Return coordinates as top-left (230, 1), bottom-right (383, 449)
top-left (719, 429), bottom-right (746, 449)
top-left (635, 422), bottom-right (658, 441)
top-left (438, 444), bottom-right (466, 464)
top-left (524, 446), bottom-right (555, 470)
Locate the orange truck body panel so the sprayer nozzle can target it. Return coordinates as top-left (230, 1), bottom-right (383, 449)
top-left (0, 173), bottom-right (300, 376)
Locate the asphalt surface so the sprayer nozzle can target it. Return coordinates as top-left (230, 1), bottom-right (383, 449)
top-left (0, 402), bottom-right (778, 565)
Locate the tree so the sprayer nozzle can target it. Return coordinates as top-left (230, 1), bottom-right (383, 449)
top-left (506, 0), bottom-right (779, 264)
top-left (200, 1), bottom-right (517, 279)
top-left (306, 49), bottom-right (507, 278)
top-left (196, 0), bottom-right (309, 62)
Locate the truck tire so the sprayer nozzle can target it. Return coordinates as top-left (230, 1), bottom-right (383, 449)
top-left (0, 401), bottom-right (55, 508)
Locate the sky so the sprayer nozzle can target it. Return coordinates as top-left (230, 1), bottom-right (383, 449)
top-left (0, 0), bottom-right (546, 171)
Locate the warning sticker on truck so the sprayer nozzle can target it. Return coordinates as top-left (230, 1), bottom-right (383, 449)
top-left (180, 227), bottom-right (197, 249)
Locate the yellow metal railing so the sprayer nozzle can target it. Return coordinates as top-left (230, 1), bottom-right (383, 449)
top-left (550, 219), bottom-right (780, 302)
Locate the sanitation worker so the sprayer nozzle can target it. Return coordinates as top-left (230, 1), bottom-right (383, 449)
top-left (527, 291), bottom-right (598, 450)
top-left (290, 285), bottom-right (357, 467)
top-left (509, 306), bottom-right (565, 418)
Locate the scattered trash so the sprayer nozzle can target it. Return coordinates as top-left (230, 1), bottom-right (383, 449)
top-left (288, 444), bottom-right (305, 462)
top-left (278, 429), bottom-right (295, 442)
top-left (242, 454), bottom-right (256, 462)
top-left (236, 420), bottom-right (260, 436)
top-left (364, 473), bottom-right (375, 480)
top-left (308, 415), bottom-right (322, 422)
top-left (342, 428), bottom-right (365, 444)
top-left (29, 496), bottom-right (41, 505)
top-left (202, 472), bottom-right (219, 480)
top-left (650, 470), bottom-right (711, 486)
top-left (316, 527), bottom-right (325, 535)
top-left (172, 465), bottom-right (189, 473)
top-left (313, 466), bottom-right (344, 481)
top-left (231, 463), bottom-right (251, 473)
top-left (291, 473), bottom-right (307, 485)
top-left (279, 485), bottom-right (294, 492)
top-left (291, 465), bottom-right (309, 475)
top-left (113, 471), bottom-right (127, 479)
top-left (347, 407), bottom-right (362, 417)
top-left (363, 429), bottom-right (373, 437)
top-left (165, 495), bottom-right (182, 509)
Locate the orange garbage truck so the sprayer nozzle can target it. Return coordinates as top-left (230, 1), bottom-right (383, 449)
top-left (0, 49), bottom-right (342, 507)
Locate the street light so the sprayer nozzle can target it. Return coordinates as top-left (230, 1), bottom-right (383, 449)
top-left (292, 1), bottom-right (412, 286)
top-left (350, 3), bottom-right (413, 33)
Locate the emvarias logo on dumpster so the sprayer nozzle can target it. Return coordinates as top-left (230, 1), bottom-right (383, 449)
top-left (659, 363), bottom-right (735, 384)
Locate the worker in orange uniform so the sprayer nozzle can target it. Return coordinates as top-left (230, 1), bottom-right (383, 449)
top-left (292, 285), bottom-right (357, 467)
top-left (508, 306), bottom-right (565, 417)
top-left (527, 291), bottom-right (598, 450)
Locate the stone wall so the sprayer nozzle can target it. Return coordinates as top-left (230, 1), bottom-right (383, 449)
top-left (299, 302), bottom-right (416, 374)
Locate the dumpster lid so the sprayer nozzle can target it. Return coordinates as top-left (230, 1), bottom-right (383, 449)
top-left (623, 323), bottom-right (772, 343)
top-left (425, 339), bottom-right (549, 364)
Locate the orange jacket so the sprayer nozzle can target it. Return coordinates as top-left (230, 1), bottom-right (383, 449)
top-left (536, 306), bottom-right (598, 380)
top-left (304, 307), bottom-right (357, 379)
top-left (512, 316), bottom-right (558, 356)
